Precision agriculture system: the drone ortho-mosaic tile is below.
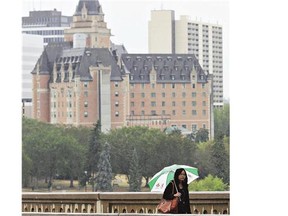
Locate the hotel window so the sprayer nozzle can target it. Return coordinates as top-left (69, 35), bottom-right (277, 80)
top-left (162, 92), bottom-right (166, 97)
top-left (141, 110), bottom-right (145, 115)
top-left (192, 101), bottom-right (197, 106)
top-left (151, 93), bottom-right (156, 97)
top-left (172, 92), bottom-right (176, 98)
top-left (172, 110), bottom-right (176, 116)
top-left (131, 102), bottom-right (135, 107)
top-left (84, 91), bottom-right (88, 97)
top-left (192, 110), bottom-right (197, 116)
top-left (141, 83), bottom-right (145, 89)
top-left (192, 92), bottom-right (197, 97)
top-left (115, 111), bottom-right (119, 117)
top-left (203, 124), bottom-right (206, 129)
top-left (162, 101), bottom-right (166, 107)
top-left (182, 92), bottom-right (186, 98)
top-left (151, 110), bottom-right (156, 115)
top-left (162, 83), bottom-right (166, 88)
top-left (182, 83), bottom-right (186, 88)
top-left (192, 83), bottom-right (195, 88)
top-left (182, 110), bottom-right (186, 115)
top-left (141, 93), bottom-right (145, 98)
top-left (182, 124), bottom-right (187, 128)
top-left (84, 112), bottom-right (88, 117)
top-left (202, 101), bottom-right (206, 106)
top-left (84, 101), bottom-right (88, 107)
top-left (131, 93), bottom-right (134, 98)
top-left (172, 83), bottom-right (175, 88)
top-left (182, 101), bottom-right (186, 106)
top-left (172, 101), bottom-right (176, 106)
top-left (192, 124), bottom-right (197, 132)
top-left (202, 92), bottom-right (206, 97)
top-left (84, 82), bottom-right (88, 88)
top-left (162, 110), bottom-right (166, 115)
top-left (115, 91), bottom-right (119, 96)
top-left (202, 110), bottom-right (207, 116)
top-left (151, 101), bottom-right (156, 107)
top-left (115, 82), bottom-right (119, 87)
top-left (141, 102), bottom-right (145, 107)
top-left (115, 101), bottom-right (119, 107)
top-left (202, 83), bottom-right (205, 88)
top-left (151, 83), bottom-right (155, 88)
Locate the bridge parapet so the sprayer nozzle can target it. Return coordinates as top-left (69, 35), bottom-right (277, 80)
top-left (22, 191), bottom-right (229, 214)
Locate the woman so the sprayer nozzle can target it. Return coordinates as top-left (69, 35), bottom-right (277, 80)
top-left (163, 168), bottom-right (191, 214)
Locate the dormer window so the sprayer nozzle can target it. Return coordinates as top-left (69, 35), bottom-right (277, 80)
top-left (171, 75), bottom-right (175, 80)
top-left (130, 75), bottom-right (134, 80)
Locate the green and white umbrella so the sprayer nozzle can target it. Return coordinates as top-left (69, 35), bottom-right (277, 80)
top-left (148, 164), bottom-right (199, 192)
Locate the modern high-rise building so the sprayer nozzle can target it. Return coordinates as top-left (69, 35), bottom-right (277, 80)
top-left (148, 10), bottom-right (224, 108)
top-left (22, 34), bottom-right (44, 117)
top-left (22, 9), bottom-right (72, 46)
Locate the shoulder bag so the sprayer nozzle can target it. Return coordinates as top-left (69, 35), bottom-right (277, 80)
top-left (157, 181), bottom-right (179, 213)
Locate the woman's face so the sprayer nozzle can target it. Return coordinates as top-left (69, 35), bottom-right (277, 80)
top-left (178, 170), bottom-right (186, 182)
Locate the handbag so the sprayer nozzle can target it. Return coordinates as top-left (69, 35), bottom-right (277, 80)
top-left (157, 181), bottom-right (179, 213)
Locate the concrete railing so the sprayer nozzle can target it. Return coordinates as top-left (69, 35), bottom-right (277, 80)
top-left (23, 214), bottom-right (228, 216)
top-left (22, 192), bottom-right (229, 214)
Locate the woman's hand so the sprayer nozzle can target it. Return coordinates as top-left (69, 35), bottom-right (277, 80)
top-left (174, 192), bottom-right (181, 197)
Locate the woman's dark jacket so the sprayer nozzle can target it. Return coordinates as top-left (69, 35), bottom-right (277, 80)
top-left (163, 181), bottom-right (191, 214)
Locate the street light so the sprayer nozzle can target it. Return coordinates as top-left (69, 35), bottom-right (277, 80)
top-left (84, 171), bottom-right (87, 192)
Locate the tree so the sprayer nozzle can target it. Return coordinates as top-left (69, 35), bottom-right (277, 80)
top-left (195, 128), bottom-right (209, 143)
top-left (95, 142), bottom-right (113, 192)
top-left (209, 135), bottom-right (229, 184)
top-left (86, 120), bottom-right (103, 191)
top-left (189, 174), bottom-right (229, 191)
top-left (214, 103), bottom-right (230, 138)
top-left (22, 150), bottom-right (32, 187)
top-left (128, 148), bottom-right (142, 192)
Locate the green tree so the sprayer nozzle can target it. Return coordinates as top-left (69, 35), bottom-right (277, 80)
top-left (95, 142), bottom-right (113, 192)
top-left (22, 150), bottom-right (32, 187)
top-left (209, 135), bottom-right (229, 184)
top-left (195, 128), bottom-right (209, 143)
top-left (189, 174), bottom-right (229, 191)
top-left (128, 148), bottom-right (142, 191)
top-left (214, 103), bottom-right (230, 138)
top-left (86, 120), bottom-right (103, 191)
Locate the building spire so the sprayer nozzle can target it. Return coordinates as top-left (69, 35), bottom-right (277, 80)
top-left (74, 0), bottom-right (102, 16)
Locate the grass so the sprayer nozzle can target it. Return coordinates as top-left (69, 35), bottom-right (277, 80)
top-left (22, 174), bottom-right (151, 192)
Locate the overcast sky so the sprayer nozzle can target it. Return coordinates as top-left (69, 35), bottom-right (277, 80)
top-left (22, 0), bottom-right (230, 99)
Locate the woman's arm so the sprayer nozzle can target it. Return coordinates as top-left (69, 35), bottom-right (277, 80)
top-left (162, 182), bottom-right (175, 200)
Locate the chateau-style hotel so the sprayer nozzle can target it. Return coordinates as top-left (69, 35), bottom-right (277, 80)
top-left (31, 0), bottom-right (214, 139)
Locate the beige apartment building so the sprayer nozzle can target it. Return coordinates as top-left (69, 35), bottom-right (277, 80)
top-left (31, 0), bottom-right (214, 138)
top-left (149, 10), bottom-right (224, 108)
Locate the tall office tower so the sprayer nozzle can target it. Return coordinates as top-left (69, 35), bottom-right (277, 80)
top-left (22, 34), bottom-right (44, 118)
top-left (148, 10), bottom-right (175, 54)
top-left (148, 11), bottom-right (224, 108)
top-left (22, 9), bottom-right (72, 46)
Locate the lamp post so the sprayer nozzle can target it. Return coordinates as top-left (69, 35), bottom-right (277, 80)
top-left (84, 171), bottom-right (87, 192)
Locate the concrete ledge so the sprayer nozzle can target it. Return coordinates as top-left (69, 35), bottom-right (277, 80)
top-left (22, 213), bottom-right (228, 216)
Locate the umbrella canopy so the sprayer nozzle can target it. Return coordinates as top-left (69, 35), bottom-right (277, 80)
top-left (148, 164), bottom-right (199, 192)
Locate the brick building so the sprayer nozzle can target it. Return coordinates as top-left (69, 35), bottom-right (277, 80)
top-left (31, 0), bottom-right (214, 138)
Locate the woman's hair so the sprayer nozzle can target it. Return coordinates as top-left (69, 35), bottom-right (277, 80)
top-left (174, 168), bottom-right (188, 187)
